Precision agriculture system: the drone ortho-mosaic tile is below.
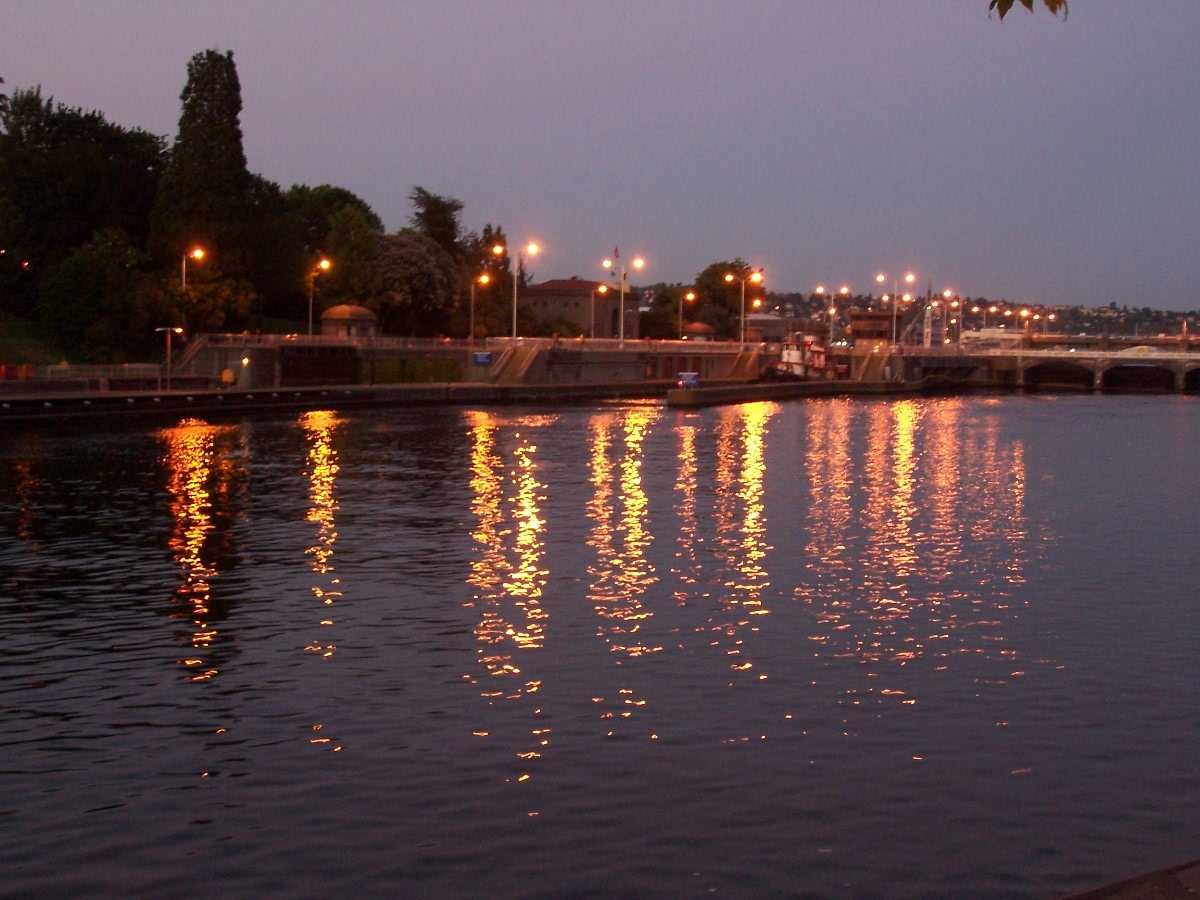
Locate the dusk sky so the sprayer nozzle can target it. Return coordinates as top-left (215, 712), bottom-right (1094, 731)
top-left (3, 2), bottom-right (1199, 310)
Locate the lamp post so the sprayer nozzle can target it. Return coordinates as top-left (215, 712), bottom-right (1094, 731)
top-left (877, 271), bottom-right (915, 345)
top-left (679, 290), bottom-right (696, 339)
top-left (469, 273), bottom-right (490, 344)
top-left (591, 283), bottom-right (608, 338)
top-left (181, 248), bottom-right (205, 291)
top-left (725, 268), bottom-right (763, 344)
top-left (602, 252), bottom-right (645, 342)
top-left (307, 258), bottom-right (332, 336)
top-left (156, 326), bottom-right (184, 390)
top-left (510, 242), bottom-right (540, 339)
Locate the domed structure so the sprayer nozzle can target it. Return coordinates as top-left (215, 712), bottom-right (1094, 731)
top-left (682, 321), bottom-right (715, 342)
top-left (320, 304), bottom-right (378, 338)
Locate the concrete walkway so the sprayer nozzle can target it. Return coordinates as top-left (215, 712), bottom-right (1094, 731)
top-left (1057, 859), bottom-right (1200, 899)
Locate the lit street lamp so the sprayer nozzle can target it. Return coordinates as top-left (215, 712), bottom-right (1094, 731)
top-left (156, 326), bottom-right (184, 390)
top-left (591, 283), bottom-right (608, 338)
top-left (511, 242), bottom-right (540, 339)
top-left (679, 290), bottom-right (696, 339)
top-left (469, 273), bottom-right (490, 344)
top-left (181, 247), bottom-right (205, 291)
top-left (602, 251), bottom-right (645, 342)
top-left (307, 258), bottom-right (332, 336)
top-left (725, 268), bottom-right (763, 343)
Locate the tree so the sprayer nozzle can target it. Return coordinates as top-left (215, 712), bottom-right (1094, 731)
top-left (34, 228), bottom-right (172, 362)
top-left (990, 0), bottom-right (1067, 18)
top-left (0, 86), bottom-right (166, 314)
top-left (149, 50), bottom-right (255, 283)
top-left (322, 204), bottom-right (383, 308)
top-left (408, 186), bottom-right (463, 258)
top-left (285, 184), bottom-right (383, 257)
top-left (372, 229), bottom-right (457, 336)
top-left (692, 259), bottom-right (763, 340)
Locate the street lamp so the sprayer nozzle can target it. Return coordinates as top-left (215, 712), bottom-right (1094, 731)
top-left (679, 290), bottom-right (696, 339)
top-left (156, 326), bottom-right (184, 390)
top-left (725, 268), bottom-right (763, 343)
top-left (877, 271), bottom-right (915, 344)
top-left (602, 252), bottom-right (645, 342)
top-left (469, 273), bottom-right (490, 343)
top-left (181, 247), bottom-right (205, 291)
top-left (510, 242), bottom-right (540, 339)
top-left (307, 258), bottom-right (332, 336)
top-left (590, 284), bottom-right (608, 338)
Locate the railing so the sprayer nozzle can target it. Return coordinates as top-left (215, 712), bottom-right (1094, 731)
top-left (40, 363), bottom-right (161, 380)
top-left (191, 332), bottom-right (772, 356)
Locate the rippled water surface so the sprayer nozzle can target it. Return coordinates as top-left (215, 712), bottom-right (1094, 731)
top-left (2, 394), bottom-right (1198, 899)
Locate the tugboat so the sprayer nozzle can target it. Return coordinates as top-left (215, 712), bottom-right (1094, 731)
top-left (771, 332), bottom-right (826, 380)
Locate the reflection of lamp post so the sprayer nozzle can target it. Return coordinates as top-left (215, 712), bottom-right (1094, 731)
top-left (679, 290), bottom-right (695, 339)
top-left (181, 248), bottom-right (204, 291)
top-left (591, 283), bottom-right (608, 338)
top-left (725, 268), bottom-right (763, 343)
top-left (156, 326), bottom-right (184, 390)
top-left (602, 252), bottom-right (645, 342)
top-left (308, 258), bottom-right (331, 336)
top-left (877, 271), bottom-right (915, 344)
top-left (511, 242), bottom-right (540, 339)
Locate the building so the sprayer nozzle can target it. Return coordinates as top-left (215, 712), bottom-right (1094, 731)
top-left (523, 277), bottom-right (640, 339)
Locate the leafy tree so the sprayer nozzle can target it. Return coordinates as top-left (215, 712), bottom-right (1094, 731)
top-left (0, 86), bottom-right (166, 314)
top-left (149, 50), bottom-right (255, 284)
top-left (372, 229), bottom-right (457, 335)
top-left (639, 283), bottom-right (690, 340)
top-left (990, 0), bottom-right (1066, 18)
top-left (322, 204), bottom-right (383, 308)
top-left (34, 228), bottom-right (172, 362)
top-left (285, 184), bottom-right (383, 256)
top-left (408, 186), bottom-right (464, 258)
top-left (692, 259), bottom-right (763, 340)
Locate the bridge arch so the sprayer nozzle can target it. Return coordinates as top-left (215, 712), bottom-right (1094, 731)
top-left (1099, 362), bottom-right (1177, 393)
top-left (1183, 364), bottom-right (1200, 394)
top-left (1022, 360), bottom-right (1094, 391)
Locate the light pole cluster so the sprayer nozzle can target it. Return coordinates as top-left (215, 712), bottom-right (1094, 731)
top-left (877, 271), bottom-right (916, 345)
top-left (602, 251), bottom-right (644, 342)
top-left (725, 268), bottom-right (763, 343)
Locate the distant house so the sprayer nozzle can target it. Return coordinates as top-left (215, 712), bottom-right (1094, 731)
top-left (524, 277), bottom-right (640, 339)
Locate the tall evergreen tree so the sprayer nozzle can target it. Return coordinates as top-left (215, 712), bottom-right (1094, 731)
top-left (150, 49), bottom-right (254, 283)
top-left (408, 186), bottom-right (463, 258)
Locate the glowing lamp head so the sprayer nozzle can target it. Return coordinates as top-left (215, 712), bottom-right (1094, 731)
top-left (526, 243), bottom-right (539, 256)
top-left (725, 273), bottom-right (735, 283)
top-left (190, 248), bottom-right (205, 261)
top-left (603, 259), bottom-right (613, 269)
top-left (478, 274), bottom-right (490, 285)
top-left (632, 257), bottom-right (644, 269)
top-left (685, 291), bottom-right (695, 301)
top-left (318, 258), bottom-right (331, 271)
top-left (750, 271), bottom-right (763, 283)
top-left (492, 244), bottom-right (505, 256)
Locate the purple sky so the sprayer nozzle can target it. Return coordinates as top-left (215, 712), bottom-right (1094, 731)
top-left (3, 2), bottom-right (1199, 310)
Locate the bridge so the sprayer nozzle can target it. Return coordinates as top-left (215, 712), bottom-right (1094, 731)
top-left (896, 334), bottom-right (1200, 393)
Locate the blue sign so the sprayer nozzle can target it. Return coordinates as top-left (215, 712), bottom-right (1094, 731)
top-left (472, 352), bottom-right (493, 366)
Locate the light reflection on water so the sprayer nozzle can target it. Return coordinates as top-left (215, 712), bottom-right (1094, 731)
top-left (2, 395), bottom-right (1199, 900)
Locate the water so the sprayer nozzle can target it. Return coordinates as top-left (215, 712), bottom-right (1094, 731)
top-left (1, 394), bottom-right (1198, 899)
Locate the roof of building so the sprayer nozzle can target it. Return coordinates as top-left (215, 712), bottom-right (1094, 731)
top-left (321, 304), bottom-right (377, 321)
top-left (526, 278), bottom-right (611, 295)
